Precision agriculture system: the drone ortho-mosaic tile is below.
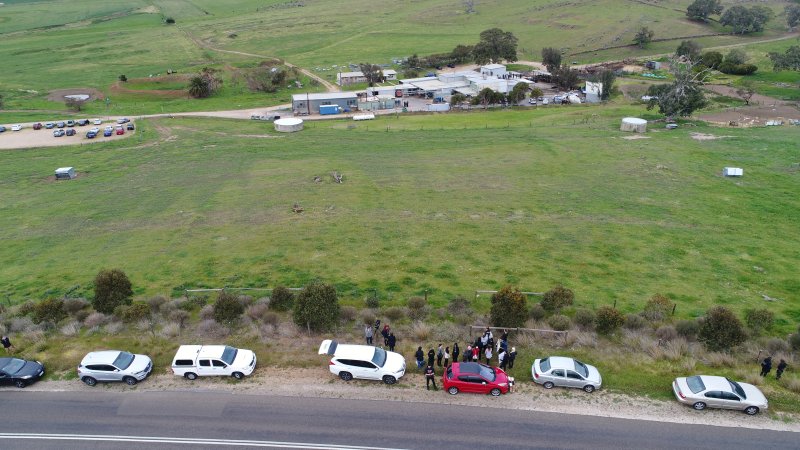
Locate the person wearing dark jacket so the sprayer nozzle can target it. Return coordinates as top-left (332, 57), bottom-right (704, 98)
top-left (425, 365), bottom-right (437, 390)
top-left (760, 356), bottom-right (772, 377)
top-left (436, 344), bottom-right (444, 367)
top-left (427, 348), bottom-right (435, 368)
top-left (415, 346), bottom-right (425, 369)
top-left (463, 345), bottom-right (471, 362)
top-left (508, 347), bottom-right (517, 369)
top-left (387, 333), bottom-right (397, 352)
top-left (1, 336), bottom-right (13, 353)
top-left (452, 343), bottom-right (460, 363)
top-left (776, 359), bottom-right (787, 380)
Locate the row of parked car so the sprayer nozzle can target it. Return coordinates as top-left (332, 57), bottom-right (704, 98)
top-left (1, 339), bottom-right (768, 415)
top-left (0, 118), bottom-right (134, 138)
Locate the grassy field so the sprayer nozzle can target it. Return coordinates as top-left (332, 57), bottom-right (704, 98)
top-left (1, 105), bottom-right (798, 331)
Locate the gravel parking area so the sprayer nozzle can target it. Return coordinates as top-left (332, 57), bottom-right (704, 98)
top-left (0, 121), bottom-right (135, 150)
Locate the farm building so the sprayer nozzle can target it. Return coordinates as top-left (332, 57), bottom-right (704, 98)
top-left (337, 70), bottom-right (397, 85)
top-left (292, 92), bottom-right (358, 115)
top-left (480, 64), bottom-right (507, 78)
top-left (584, 81), bottom-right (602, 103)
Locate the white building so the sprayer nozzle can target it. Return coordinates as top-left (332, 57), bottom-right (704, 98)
top-left (337, 69), bottom-right (397, 85)
top-left (585, 81), bottom-right (602, 103)
top-left (480, 64), bottom-right (507, 78)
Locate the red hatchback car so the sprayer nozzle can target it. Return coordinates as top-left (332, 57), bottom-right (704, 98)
top-left (443, 362), bottom-right (514, 396)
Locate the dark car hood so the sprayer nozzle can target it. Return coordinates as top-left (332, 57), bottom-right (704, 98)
top-left (15, 361), bottom-right (44, 378)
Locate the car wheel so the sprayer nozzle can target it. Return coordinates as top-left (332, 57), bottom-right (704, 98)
top-left (543, 381), bottom-right (555, 389)
top-left (447, 386), bottom-right (459, 395)
top-left (123, 377), bottom-right (138, 386)
top-left (744, 406), bottom-right (759, 416)
top-left (232, 372), bottom-right (244, 380)
top-left (382, 375), bottom-right (396, 385)
top-left (14, 380), bottom-right (26, 389)
top-left (583, 385), bottom-right (596, 393)
top-left (339, 371), bottom-right (353, 382)
top-left (185, 372), bottom-right (198, 381)
top-left (490, 388), bottom-right (502, 397)
top-left (692, 402), bottom-right (706, 411)
top-left (83, 377), bottom-right (97, 387)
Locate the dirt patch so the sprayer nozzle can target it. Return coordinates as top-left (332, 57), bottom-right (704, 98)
top-left (690, 132), bottom-right (733, 141)
top-left (46, 88), bottom-right (105, 103)
top-left (110, 78), bottom-right (188, 99)
top-left (698, 85), bottom-right (800, 126)
top-left (622, 135), bottom-right (650, 140)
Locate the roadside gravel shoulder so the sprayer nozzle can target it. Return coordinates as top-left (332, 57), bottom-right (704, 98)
top-left (20, 367), bottom-right (800, 433)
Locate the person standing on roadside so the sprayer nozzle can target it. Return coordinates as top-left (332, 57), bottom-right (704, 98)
top-left (471, 345), bottom-right (479, 362)
top-left (484, 345), bottom-right (493, 365)
top-left (498, 348), bottom-right (507, 370)
top-left (428, 348), bottom-right (435, 368)
top-left (776, 359), bottom-right (788, 380)
top-left (436, 344), bottom-right (444, 367)
top-left (452, 342), bottom-right (460, 363)
top-left (415, 346), bottom-right (425, 369)
top-left (1, 336), bottom-right (13, 354)
top-left (381, 324), bottom-right (391, 347)
top-left (364, 324), bottom-right (374, 345)
top-left (443, 347), bottom-right (450, 368)
top-left (463, 345), bottom-right (472, 362)
top-left (760, 356), bottom-right (773, 377)
top-left (388, 332), bottom-right (397, 352)
top-left (508, 347), bottom-right (517, 369)
top-left (425, 364), bottom-right (437, 390)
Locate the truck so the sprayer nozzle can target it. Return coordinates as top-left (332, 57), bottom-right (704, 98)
top-left (171, 345), bottom-right (257, 380)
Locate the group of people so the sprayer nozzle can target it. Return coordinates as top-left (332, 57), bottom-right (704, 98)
top-left (364, 321), bottom-right (396, 352)
top-left (760, 356), bottom-right (788, 380)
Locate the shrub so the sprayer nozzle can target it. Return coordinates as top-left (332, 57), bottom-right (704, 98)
top-left (196, 319), bottom-right (228, 338)
top-left (411, 322), bottom-right (432, 341)
top-left (408, 296), bottom-right (427, 311)
top-left (263, 312), bottom-right (280, 330)
top-left (624, 313), bottom-right (647, 330)
top-left (169, 309), bottom-right (190, 329)
top-left (642, 294), bottom-right (672, 322)
top-left (270, 286), bottom-right (295, 312)
top-left (541, 285), bottom-right (574, 312)
top-left (9, 317), bottom-right (38, 333)
top-left (245, 303), bottom-right (270, 323)
top-left (766, 337), bottom-right (789, 354)
top-left (119, 74), bottom-right (128, 82)
top-left (448, 295), bottom-right (472, 317)
top-left (548, 314), bottom-right (571, 331)
top-left (744, 308), bottom-right (774, 335)
top-left (360, 309), bottom-right (376, 325)
top-left (165, 17), bottom-right (176, 24)
top-left (385, 306), bottom-right (405, 322)
top-left (698, 306), bottom-right (747, 351)
top-left (789, 333), bottom-right (800, 351)
top-left (16, 301), bottom-right (36, 317)
top-left (293, 281), bottom-right (340, 332)
top-left (676, 319), bottom-right (700, 340)
top-left (199, 304), bottom-right (215, 320)
top-left (781, 377), bottom-right (800, 394)
top-left (237, 295), bottom-right (255, 308)
top-left (32, 298), bottom-right (67, 325)
top-left (718, 62), bottom-right (758, 75)
top-left (595, 306), bottom-right (625, 335)
top-left (705, 352), bottom-right (736, 368)
top-left (573, 308), bottom-right (596, 331)
top-left (529, 303), bottom-right (546, 321)
top-left (116, 302), bottom-right (151, 323)
top-left (340, 306), bottom-right (357, 322)
top-left (213, 291), bottom-right (245, 325)
top-left (146, 295), bottom-right (168, 313)
top-left (63, 298), bottom-right (89, 315)
top-left (83, 312), bottom-right (109, 328)
top-left (181, 296), bottom-right (207, 311)
top-left (160, 322), bottom-right (181, 338)
top-left (655, 325), bottom-right (678, 342)
top-left (364, 295), bottom-right (380, 308)
top-left (490, 286), bottom-right (528, 328)
top-left (92, 269), bottom-right (133, 314)
top-left (60, 321), bottom-right (81, 336)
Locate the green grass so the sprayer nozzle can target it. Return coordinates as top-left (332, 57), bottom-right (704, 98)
top-left (1, 105), bottom-right (799, 333)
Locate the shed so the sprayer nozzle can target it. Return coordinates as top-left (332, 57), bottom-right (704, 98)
top-left (620, 117), bottom-right (647, 133)
top-left (723, 167), bottom-right (743, 177)
top-left (55, 167), bottom-right (76, 180)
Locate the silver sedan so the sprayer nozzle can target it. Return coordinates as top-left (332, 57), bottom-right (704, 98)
top-left (673, 375), bottom-right (767, 415)
top-left (532, 356), bottom-right (602, 393)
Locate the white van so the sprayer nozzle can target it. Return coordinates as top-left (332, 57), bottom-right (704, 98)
top-left (318, 339), bottom-right (406, 385)
top-left (171, 345), bottom-right (256, 380)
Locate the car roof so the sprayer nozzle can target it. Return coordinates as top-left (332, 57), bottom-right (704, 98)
top-left (697, 375), bottom-right (732, 391)
top-left (451, 362), bottom-right (491, 374)
top-left (81, 350), bottom-right (123, 365)
top-left (546, 356), bottom-right (576, 370)
top-left (174, 345), bottom-right (227, 360)
top-left (319, 340), bottom-right (376, 360)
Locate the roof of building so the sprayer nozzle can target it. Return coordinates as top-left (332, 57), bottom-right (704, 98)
top-left (292, 92), bottom-right (358, 101)
top-left (337, 71), bottom-right (365, 78)
top-left (482, 63), bottom-right (506, 70)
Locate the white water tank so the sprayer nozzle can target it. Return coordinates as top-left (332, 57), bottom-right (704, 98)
top-left (274, 118), bottom-right (304, 132)
top-left (621, 117), bottom-right (647, 133)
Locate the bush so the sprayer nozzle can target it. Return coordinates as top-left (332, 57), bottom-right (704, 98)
top-left (197, 319), bottom-right (228, 338)
top-left (573, 308), bottom-right (595, 331)
top-left (60, 321), bottom-right (81, 336)
top-left (547, 314), bottom-right (571, 331)
top-left (15, 301), bottom-right (36, 317)
top-left (92, 269), bottom-right (133, 314)
top-left (789, 333), bottom-right (800, 351)
top-left (490, 286), bottom-right (528, 328)
top-left (237, 295), bottom-right (255, 308)
top-left (263, 312), bottom-right (280, 330)
top-left (146, 295), bottom-right (168, 313)
top-left (781, 377), bottom-right (800, 394)
top-left (718, 62), bottom-right (758, 75)
top-left (340, 306), bottom-right (357, 322)
top-left (766, 337), bottom-right (789, 354)
top-left (115, 302), bottom-right (151, 323)
top-left (448, 295), bottom-right (472, 317)
top-left (364, 295), bottom-right (380, 309)
top-left (293, 281), bottom-right (340, 332)
top-left (595, 306), bottom-right (625, 335)
top-left (541, 285), bottom-right (574, 312)
top-left (245, 303), bottom-right (270, 323)
top-left (119, 74), bottom-right (128, 82)
top-left (655, 325), bottom-right (678, 342)
top-left (270, 286), bottom-right (295, 312)
top-left (32, 298), bottom-right (67, 325)
top-left (83, 312), bottom-right (109, 328)
top-left (408, 296), bottom-right (427, 311)
top-left (213, 291), bottom-right (245, 325)
top-left (698, 306), bottom-right (747, 351)
top-left (744, 308), bottom-right (774, 335)
top-left (529, 303), bottom-right (546, 321)
top-left (642, 294), bottom-right (672, 322)
top-left (9, 317), bottom-right (38, 333)
top-left (63, 298), bottom-right (89, 315)
top-left (169, 309), bottom-right (190, 329)
top-left (360, 309), bottom-right (376, 325)
top-left (199, 304), bottom-right (215, 320)
top-left (165, 17), bottom-right (176, 24)
top-left (676, 319), bottom-right (700, 340)
top-left (385, 306), bottom-right (405, 322)
top-left (624, 313), bottom-right (647, 330)
top-left (180, 296), bottom-right (207, 311)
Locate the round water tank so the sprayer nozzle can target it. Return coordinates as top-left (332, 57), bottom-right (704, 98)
top-left (274, 118), bottom-right (304, 133)
top-left (620, 117), bottom-right (647, 133)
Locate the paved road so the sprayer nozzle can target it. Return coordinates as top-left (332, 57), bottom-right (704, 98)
top-left (0, 391), bottom-right (796, 449)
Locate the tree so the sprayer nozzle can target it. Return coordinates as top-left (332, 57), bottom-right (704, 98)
top-left (594, 69), bottom-right (616, 100)
top-left (541, 285), bottom-right (574, 312)
top-left (119, 74), bottom-right (128, 82)
top-left (293, 281), bottom-right (340, 332)
top-left (744, 308), bottom-right (774, 335)
top-left (633, 27), bottom-right (654, 49)
top-left (553, 64), bottom-right (580, 90)
top-left (64, 97), bottom-right (86, 112)
top-left (490, 286), bottom-right (528, 328)
top-left (270, 286), bottom-right (295, 311)
top-left (472, 28), bottom-right (518, 65)
top-left (213, 291), bottom-right (245, 325)
top-left (724, 49), bottom-right (748, 65)
top-left (701, 51), bottom-right (723, 69)
top-left (471, 87), bottom-right (503, 108)
top-left (595, 306), bottom-right (625, 335)
top-left (686, 0), bottom-right (723, 22)
top-left (788, 4), bottom-right (800, 28)
top-left (720, 5), bottom-right (772, 34)
top-left (541, 47), bottom-right (562, 72)
top-left (450, 44), bottom-right (474, 64)
top-left (32, 298), bottom-right (67, 325)
top-left (698, 306), bottom-right (747, 351)
top-left (450, 93), bottom-right (467, 107)
top-left (92, 269), bottom-right (133, 314)
top-left (676, 40), bottom-right (702, 61)
top-left (507, 82), bottom-right (529, 104)
top-left (188, 76), bottom-right (210, 98)
top-left (358, 63), bottom-right (384, 86)
top-left (646, 57), bottom-right (709, 119)
top-left (530, 87), bottom-right (543, 99)
top-left (735, 80), bottom-right (756, 105)
top-left (769, 45), bottom-right (800, 71)
top-left (404, 54), bottom-right (420, 69)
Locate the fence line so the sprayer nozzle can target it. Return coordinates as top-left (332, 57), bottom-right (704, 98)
top-left (474, 290), bottom-right (543, 299)
top-left (183, 287), bottom-right (302, 295)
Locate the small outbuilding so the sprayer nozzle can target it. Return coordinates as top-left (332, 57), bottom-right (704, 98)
top-left (723, 167), bottom-right (743, 177)
top-left (274, 118), bottom-right (304, 133)
top-left (620, 117), bottom-right (647, 133)
top-left (55, 167), bottom-right (76, 180)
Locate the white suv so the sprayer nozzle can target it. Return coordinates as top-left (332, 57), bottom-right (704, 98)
top-left (318, 339), bottom-right (406, 385)
top-left (77, 350), bottom-right (152, 386)
top-left (171, 345), bottom-right (256, 380)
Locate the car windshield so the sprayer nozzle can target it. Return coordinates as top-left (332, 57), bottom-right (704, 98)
top-left (686, 376), bottom-right (706, 394)
top-left (539, 358), bottom-right (551, 372)
top-left (728, 379), bottom-right (746, 399)
top-left (2, 359), bottom-right (26, 375)
top-left (113, 352), bottom-right (135, 370)
top-left (372, 347), bottom-right (387, 368)
top-left (574, 360), bottom-right (589, 377)
top-left (478, 364), bottom-right (497, 382)
top-left (221, 346), bottom-right (238, 365)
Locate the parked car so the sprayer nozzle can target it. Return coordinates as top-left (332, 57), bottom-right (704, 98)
top-left (92, 118), bottom-right (102, 125)
top-left (171, 345), bottom-right (257, 380)
top-left (77, 119), bottom-right (89, 126)
top-left (0, 126), bottom-right (5, 132)
top-left (66, 120), bottom-right (75, 127)
top-left (11, 124), bottom-right (22, 131)
top-left (66, 129), bottom-right (76, 136)
top-left (33, 122), bottom-right (43, 130)
top-left (45, 122), bottom-right (55, 129)
top-left (0, 357), bottom-right (45, 388)
top-left (126, 122), bottom-right (135, 131)
top-left (541, 98), bottom-right (549, 105)
top-left (116, 117), bottom-right (130, 124)
top-left (115, 127), bottom-right (125, 135)
top-left (528, 98), bottom-right (537, 105)
top-left (532, 356), bottom-right (602, 393)
top-left (77, 350), bottom-right (152, 386)
top-left (318, 339), bottom-right (406, 385)
top-left (56, 121), bottom-right (65, 128)
top-left (103, 129), bottom-right (112, 137)
top-left (86, 131), bottom-right (97, 139)
top-left (673, 375), bottom-right (767, 415)
top-left (53, 129), bottom-right (66, 137)
top-left (443, 362), bottom-right (514, 396)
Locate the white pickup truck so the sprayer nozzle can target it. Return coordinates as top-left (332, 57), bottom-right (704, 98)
top-left (171, 345), bottom-right (257, 380)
